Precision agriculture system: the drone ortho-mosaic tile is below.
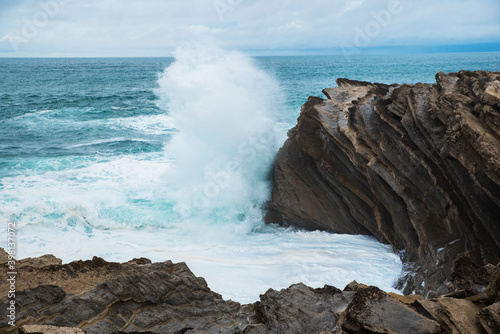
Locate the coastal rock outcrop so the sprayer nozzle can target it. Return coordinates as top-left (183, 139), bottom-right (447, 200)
top-left (338, 285), bottom-right (440, 334)
top-left (2, 251), bottom-right (500, 333)
top-left (0, 251), bottom-right (246, 333)
top-left (249, 283), bottom-right (354, 333)
top-left (266, 70), bottom-right (500, 296)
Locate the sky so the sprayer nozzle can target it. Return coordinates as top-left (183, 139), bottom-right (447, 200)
top-left (0, 0), bottom-right (499, 57)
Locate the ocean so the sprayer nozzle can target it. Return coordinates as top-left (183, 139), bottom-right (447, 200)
top-left (1, 48), bottom-right (499, 303)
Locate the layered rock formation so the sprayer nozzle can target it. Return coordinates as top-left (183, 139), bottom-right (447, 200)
top-left (2, 251), bottom-right (500, 333)
top-left (0, 252), bottom-right (245, 333)
top-left (266, 70), bottom-right (500, 296)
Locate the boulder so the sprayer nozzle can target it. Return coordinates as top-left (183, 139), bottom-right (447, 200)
top-left (414, 297), bottom-right (483, 334)
top-left (337, 286), bottom-right (440, 334)
top-left (250, 283), bottom-right (354, 333)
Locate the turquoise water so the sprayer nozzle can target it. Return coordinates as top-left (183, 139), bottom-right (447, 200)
top-left (1, 50), bottom-right (498, 302)
top-left (256, 52), bottom-right (500, 114)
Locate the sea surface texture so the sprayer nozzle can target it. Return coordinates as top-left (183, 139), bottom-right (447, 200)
top-left (1, 49), bottom-right (499, 303)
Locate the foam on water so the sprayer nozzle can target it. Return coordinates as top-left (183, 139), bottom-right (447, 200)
top-left (107, 114), bottom-right (176, 135)
top-left (0, 46), bottom-right (404, 303)
top-left (2, 153), bottom-right (402, 303)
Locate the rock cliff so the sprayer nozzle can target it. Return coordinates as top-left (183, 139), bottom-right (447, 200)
top-left (1, 251), bottom-right (500, 333)
top-left (266, 70), bottom-right (500, 296)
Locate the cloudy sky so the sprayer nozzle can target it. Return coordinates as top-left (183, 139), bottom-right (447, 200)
top-left (0, 0), bottom-right (499, 57)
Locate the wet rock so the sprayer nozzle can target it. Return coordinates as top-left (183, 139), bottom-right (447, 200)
top-left (266, 71), bottom-right (500, 296)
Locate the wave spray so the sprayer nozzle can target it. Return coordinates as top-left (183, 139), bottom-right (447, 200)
top-left (157, 44), bottom-right (282, 230)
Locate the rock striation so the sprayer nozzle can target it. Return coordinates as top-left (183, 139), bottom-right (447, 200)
top-left (1, 251), bottom-right (500, 333)
top-left (266, 70), bottom-right (500, 296)
top-left (0, 251), bottom-right (245, 333)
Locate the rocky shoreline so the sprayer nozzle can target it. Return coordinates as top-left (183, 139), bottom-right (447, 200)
top-left (2, 70), bottom-right (500, 333)
top-left (1, 250), bottom-right (499, 333)
top-left (266, 70), bottom-right (500, 297)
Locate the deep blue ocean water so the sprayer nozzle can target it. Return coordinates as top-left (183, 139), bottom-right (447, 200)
top-left (1, 51), bottom-right (499, 302)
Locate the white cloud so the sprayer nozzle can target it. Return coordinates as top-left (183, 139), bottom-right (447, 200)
top-left (269, 21), bottom-right (304, 34)
top-left (337, 0), bottom-right (365, 17)
top-left (185, 25), bottom-right (210, 34)
top-left (0, 0), bottom-right (498, 57)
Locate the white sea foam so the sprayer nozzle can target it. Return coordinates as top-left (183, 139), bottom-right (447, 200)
top-left (67, 137), bottom-right (157, 149)
top-left (108, 114), bottom-right (176, 135)
top-left (15, 222), bottom-right (402, 304)
top-left (1, 150), bottom-right (402, 303)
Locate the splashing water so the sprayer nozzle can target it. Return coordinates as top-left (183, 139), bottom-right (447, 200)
top-left (157, 44), bottom-right (282, 228)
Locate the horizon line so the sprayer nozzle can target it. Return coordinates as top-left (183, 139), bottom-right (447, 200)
top-left (0, 50), bottom-right (499, 59)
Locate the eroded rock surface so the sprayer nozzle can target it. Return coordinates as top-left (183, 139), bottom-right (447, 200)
top-left (266, 71), bottom-right (500, 296)
top-left (0, 250), bottom-right (245, 333)
top-left (2, 251), bottom-right (500, 333)
top-left (338, 286), bottom-right (440, 334)
top-left (19, 324), bottom-right (85, 334)
top-left (476, 301), bottom-right (500, 334)
top-left (249, 283), bottom-right (354, 334)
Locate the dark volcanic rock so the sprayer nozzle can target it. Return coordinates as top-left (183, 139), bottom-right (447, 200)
top-left (266, 71), bottom-right (500, 296)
